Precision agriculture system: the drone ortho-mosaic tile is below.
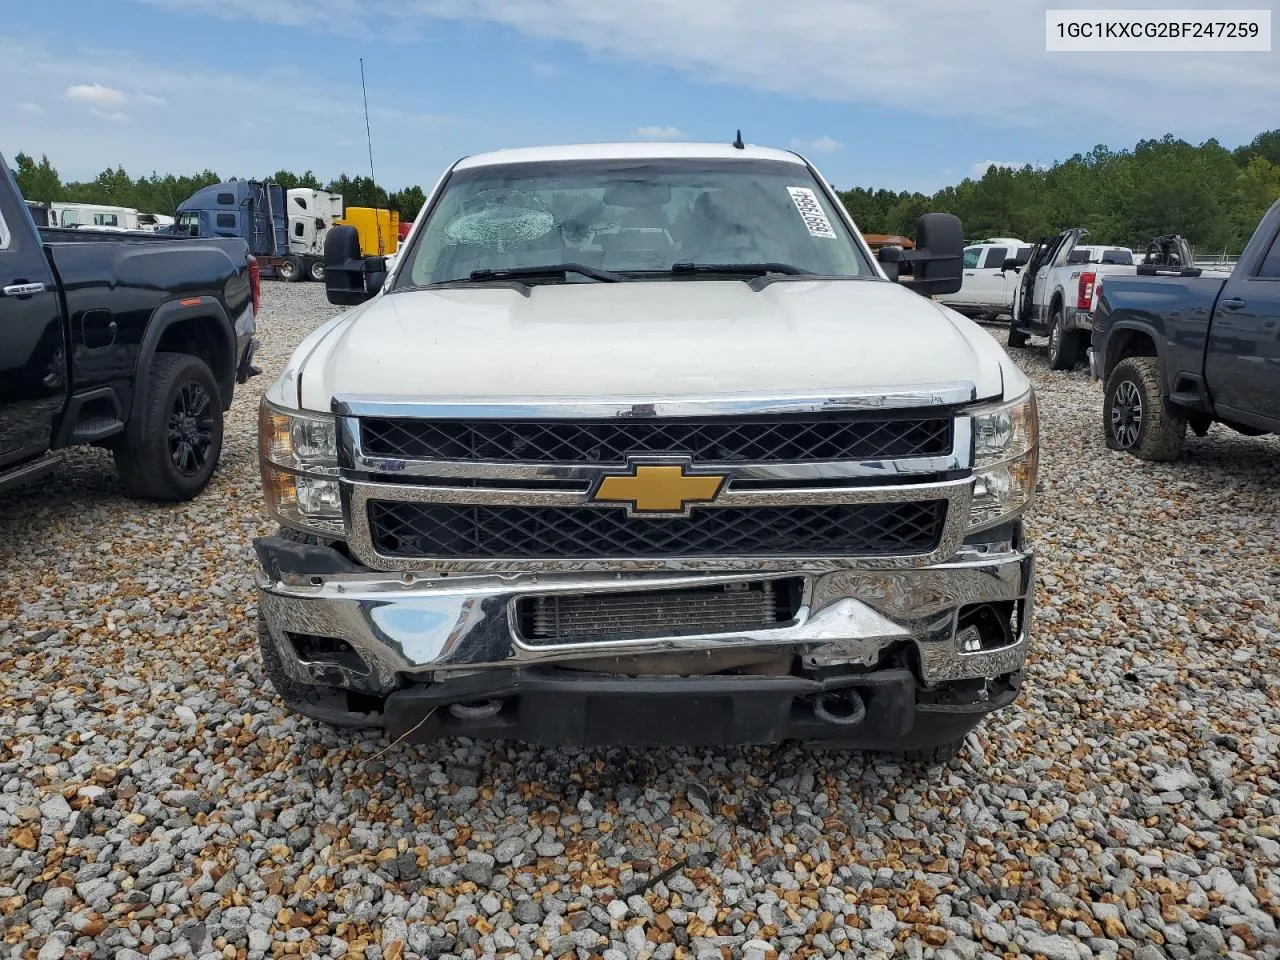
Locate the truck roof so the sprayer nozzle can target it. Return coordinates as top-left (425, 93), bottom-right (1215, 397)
top-left (453, 142), bottom-right (808, 170)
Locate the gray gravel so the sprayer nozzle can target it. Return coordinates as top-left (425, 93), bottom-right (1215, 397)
top-left (2, 284), bottom-right (1279, 960)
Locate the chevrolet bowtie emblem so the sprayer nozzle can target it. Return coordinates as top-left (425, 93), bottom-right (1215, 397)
top-left (591, 462), bottom-right (726, 517)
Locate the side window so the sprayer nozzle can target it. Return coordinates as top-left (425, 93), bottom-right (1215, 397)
top-left (982, 247), bottom-right (1008, 269)
top-left (1254, 228), bottom-right (1280, 279)
top-left (217, 193), bottom-right (235, 205)
top-left (94, 213), bottom-right (119, 226)
top-left (962, 247), bottom-right (981, 269)
top-left (0, 208), bottom-right (10, 249)
top-left (62, 210), bottom-right (80, 225)
top-left (295, 197), bottom-right (308, 211)
top-left (293, 222), bottom-right (305, 238)
top-left (216, 213), bottom-right (236, 228)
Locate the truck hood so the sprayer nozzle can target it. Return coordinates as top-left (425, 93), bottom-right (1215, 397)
top-left (286, 279), bottom-right (1016, 411)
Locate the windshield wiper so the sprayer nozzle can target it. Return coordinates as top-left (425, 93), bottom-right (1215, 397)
top-left (670, 262), bottom-right (815, 277)
top-left (469, 263), bottom-right (623, 283)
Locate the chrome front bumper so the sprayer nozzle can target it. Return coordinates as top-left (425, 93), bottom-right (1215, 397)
top-left (257, 544), bottom-right (1034, 697)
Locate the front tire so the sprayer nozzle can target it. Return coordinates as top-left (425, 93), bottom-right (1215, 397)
top-left (308, 259), bottom-right (326, 282)
top-left (114, 353), bottom-right (224, 501)
top-left (1047, 307), bottom-right (1080, 370)
top-left (1103, 356), bottom-right (1185, 460)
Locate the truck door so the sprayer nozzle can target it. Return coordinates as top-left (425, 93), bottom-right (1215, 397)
top-left (1205, 223), bottom-right (1280, 426)
top-left (0, 170), bottom-right (65, 468)
top-left (970, 246), bottom-right (1009, 312)
top-left (1015, 237), bottom-right (1049, 321)
top-left (952, 246), bottom-right (984, 304)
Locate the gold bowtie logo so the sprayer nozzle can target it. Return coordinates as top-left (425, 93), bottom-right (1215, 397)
top-left (592, 462), bottom-right (726, 517)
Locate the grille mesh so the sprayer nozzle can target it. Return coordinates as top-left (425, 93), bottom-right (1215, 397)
top-left (358, 414), bottom-right (953, 465)
top-left (367, 500), bottom-right (946, 560)
top-left (518, 579), bottom-right (801, 644)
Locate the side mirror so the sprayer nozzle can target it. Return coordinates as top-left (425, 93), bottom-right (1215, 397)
top-left (1001, 257), bottom-right (1020, 272)
top-left (899, 213), bottom-right (963, 295)
top-left (325, 225), bottom-right (373, 305)
top-left (876, 245), bottom-right (902, 282)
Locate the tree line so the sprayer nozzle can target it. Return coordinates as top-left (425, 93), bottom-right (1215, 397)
top-left (840, 130), bottom-right (1280, 255)
top-left (12, 128), bottom-right (1280, 252)
top-left (9, 154), bottom-right (431, 222)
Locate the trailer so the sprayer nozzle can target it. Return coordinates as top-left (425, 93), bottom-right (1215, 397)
top-left (336, 206), bottom-right (399, 257)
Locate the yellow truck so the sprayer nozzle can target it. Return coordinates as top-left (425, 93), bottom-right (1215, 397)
top-left (336, 207), bottom-right (399, 256)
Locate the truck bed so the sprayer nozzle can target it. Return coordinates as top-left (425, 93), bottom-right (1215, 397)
top-left (1094, 272), bottom-right (1228, 386)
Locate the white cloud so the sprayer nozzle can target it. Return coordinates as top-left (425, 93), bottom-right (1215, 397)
top-left (632, 125), bottom-right (685, 140)
top-left (139, 0), bottom-right (1274, 143)
top-left (66, 83), bottom-right (127, 105)
top-left (137, 92), bottom-right (168, 106)
top-left (791, 136), bottom-right (843, 154)
top-left (5, 38), bottom-right (454, 187)
top-left (19, 101), bottom-right (43, 114)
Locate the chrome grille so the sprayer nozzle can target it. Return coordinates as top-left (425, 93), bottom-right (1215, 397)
top-left (517, 578), bottom-right (802, 644)
top-left (366, 500), bottom-right (947, 561)
top-left (357, 414), bottom-right (954, 465)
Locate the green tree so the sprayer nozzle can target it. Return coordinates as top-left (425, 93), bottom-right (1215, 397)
top-left (12, 153), bottom-right (64, 202)
top-left (388, 184), bottom-right (427, 221)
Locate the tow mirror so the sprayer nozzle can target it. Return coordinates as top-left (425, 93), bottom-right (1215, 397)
top-left (325, 225), bottom-right (377, 305)
top-left (895, 213), bottom-right (964, 296)
top-left (1001, 257), bottom-right (1020, 272)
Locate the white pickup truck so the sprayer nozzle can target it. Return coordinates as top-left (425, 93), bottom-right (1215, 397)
top-left (940, 237), bottom-right (1030, 322)
top-left (252, 141), bottom-right (1038, 759)
top-left (1008, 229), bottom-right (1138, 369)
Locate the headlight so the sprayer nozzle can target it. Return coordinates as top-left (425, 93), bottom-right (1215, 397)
top-left (968, 389), bottom-right (1038, 530)
top-left (259, 400), bottom-right (345, 536)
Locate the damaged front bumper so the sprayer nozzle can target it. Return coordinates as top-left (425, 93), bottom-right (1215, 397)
top-left (254, 533), bottom-right (1034, 748)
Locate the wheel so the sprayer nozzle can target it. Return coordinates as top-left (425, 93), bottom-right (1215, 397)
top-left (1007, 314), bottom-right (1029, 348)
top-left (308, 259), bottom-right (326, 282)
top-left (1047, 307), bottom-right (1080, 370)
top-left (278, 256), bottom-right (301, 282)
top-left (114, 353), bottom-right (223, 501)
top-left (1103, 356), bottom-right (1185, 460)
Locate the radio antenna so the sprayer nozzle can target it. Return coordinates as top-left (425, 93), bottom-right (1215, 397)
top-left (360, 57), bottom-right (385, 255)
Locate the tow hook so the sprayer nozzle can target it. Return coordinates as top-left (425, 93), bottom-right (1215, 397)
top-left (813, 690), bottom-right (867, 727)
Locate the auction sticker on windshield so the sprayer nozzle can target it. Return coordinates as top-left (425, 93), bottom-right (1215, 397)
top-left (787, 187), bottom-right (837, 239)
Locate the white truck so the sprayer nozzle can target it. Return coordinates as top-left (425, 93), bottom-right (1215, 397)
top-left (47, 202), bottom-right (139, 230)
top-left (1008, 229), bottom-right (1139, 369)
top-left (281, 188), bottom-right (344, 282)
top-left (940, 237), bottom-right (1031, 322)
top-left (252, 141), bottom-right (1038, 759)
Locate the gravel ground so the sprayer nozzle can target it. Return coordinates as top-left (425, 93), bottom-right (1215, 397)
top-left (2, 282), bottom-right (1278, 960)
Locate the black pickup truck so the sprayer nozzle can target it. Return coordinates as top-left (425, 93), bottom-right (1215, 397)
top-left (1, 155), bottom-right (260, 501)
top-left (1091, 198), bottom-right (1280, 459)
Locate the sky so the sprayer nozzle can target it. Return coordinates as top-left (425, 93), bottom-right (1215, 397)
top-left (4, 0), bottom-right (1278, 196)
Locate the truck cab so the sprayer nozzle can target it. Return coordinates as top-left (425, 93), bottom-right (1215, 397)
top-left (941, 238), bottom-right (1030, 321)
top-left (286, 189), bottom-right (344, 281)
